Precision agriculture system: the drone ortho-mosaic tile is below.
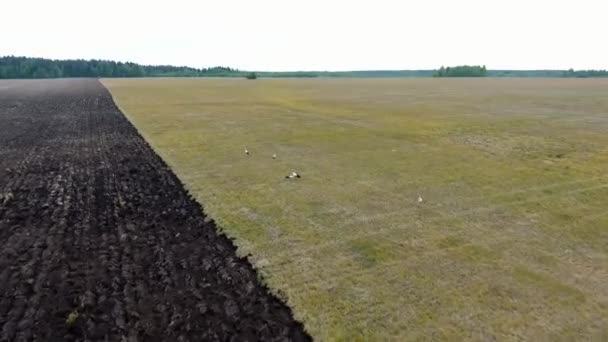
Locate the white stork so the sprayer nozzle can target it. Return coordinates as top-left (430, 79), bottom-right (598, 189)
top-left (285, 171), bottom-right (301, 179)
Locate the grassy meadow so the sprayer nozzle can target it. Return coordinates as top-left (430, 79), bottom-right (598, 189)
top-left (103, 78), bottom-right (608, 340)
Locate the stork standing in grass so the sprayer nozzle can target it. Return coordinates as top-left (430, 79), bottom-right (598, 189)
top-left (244, 147), bottom-right (250, 155)
top-left (272, 153), bottom-right (277, 159)
top-left (418, 195), bottom-right (423, 204)
top-left (285, 171), bottom-right (301, 179)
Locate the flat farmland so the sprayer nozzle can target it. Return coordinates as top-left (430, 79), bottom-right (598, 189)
top-left (103, 78), bottom-right (608, 340)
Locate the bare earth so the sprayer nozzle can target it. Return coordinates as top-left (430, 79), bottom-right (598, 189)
top-left (0, 79), bottom-right (309, 341)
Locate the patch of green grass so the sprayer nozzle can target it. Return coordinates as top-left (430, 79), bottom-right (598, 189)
top-left (103, 78), bottom-right (608, 340)
top-left (437, 236), bottom-right (466, 249)
top-left (456, 244), bottom-right (501, 263)
top-left (349, 239), bottom-right (391, 268)
top-left (513, 267), bottom-right (586, 304)
top-left (66, 310), bottom-right (79, 327)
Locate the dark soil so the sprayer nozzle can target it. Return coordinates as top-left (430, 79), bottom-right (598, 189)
top-left (0, 79), bottom-right (310, 341)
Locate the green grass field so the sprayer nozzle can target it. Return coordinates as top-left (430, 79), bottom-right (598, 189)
top-left (103, 78), bottom-right (608, 340)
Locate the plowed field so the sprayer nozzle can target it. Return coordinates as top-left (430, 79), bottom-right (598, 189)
top-left (0, 79), bottom-right (309, 341)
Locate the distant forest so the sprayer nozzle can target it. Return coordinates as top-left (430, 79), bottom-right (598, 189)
top-left (1, 56), bottom-right (607, 79)
top-left (434, 65), bottom-right (487, 77)
top-left (0, 56), bottom-right (240, 78)
top-left (433, 65), bottom-right (608, 78)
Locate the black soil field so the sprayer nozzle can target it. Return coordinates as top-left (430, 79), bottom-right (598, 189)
top-left (0, 79), bottom-right (310, 341)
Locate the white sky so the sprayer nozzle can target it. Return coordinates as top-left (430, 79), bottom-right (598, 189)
top-left (1, 0), bottom-right (607, 71)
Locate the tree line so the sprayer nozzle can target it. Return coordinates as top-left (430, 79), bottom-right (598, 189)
top-left (0, 56), bottom-right (242, 79)
top-left (434, 65), bottom-right (487, 77)
top-left (434, 65), bottom-right (608, 78)
top-left (2, 56), bottom-right (607, 79)
top-left (562, 68), bottom-right (608, 78)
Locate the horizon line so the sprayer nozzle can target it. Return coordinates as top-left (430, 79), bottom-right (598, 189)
top-left (2, 55), bottom-right (607, 73)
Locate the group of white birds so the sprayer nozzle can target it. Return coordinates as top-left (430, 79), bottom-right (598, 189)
top-left (244, 147), bottom-right (423, 203)
top-left (244, 147), bottom-right (301, 179)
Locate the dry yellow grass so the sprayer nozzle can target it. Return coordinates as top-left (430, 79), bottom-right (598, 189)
top-left (103, 77), bottom-right (608, 341)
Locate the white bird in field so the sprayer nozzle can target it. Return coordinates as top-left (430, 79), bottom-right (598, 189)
top-left (272, 153), bottom-right (277, 159)
top-left (285, 171), bottom-right (301, 179)
top-left (244, 147), bottom-right (250, 155)
top-left (417, 195), bottom-right (424, 204)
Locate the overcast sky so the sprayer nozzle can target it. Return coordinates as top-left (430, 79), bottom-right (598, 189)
top-left (2, 0), bottom-right (607, 71)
